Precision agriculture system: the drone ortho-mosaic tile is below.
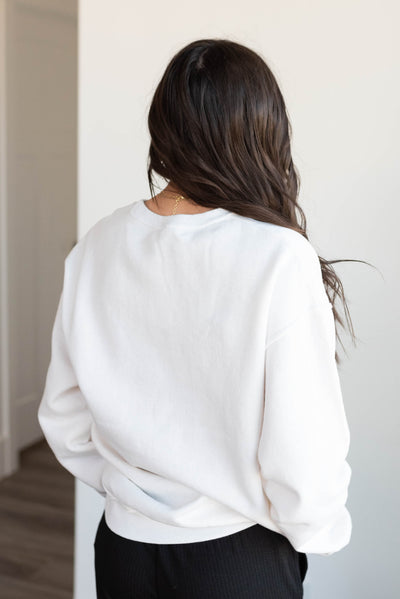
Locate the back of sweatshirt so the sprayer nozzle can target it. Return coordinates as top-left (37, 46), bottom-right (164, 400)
top-left (37, 199), bottom-right (352, 555)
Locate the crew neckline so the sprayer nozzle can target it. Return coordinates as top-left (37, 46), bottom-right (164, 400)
top-left (130, 199), bottom-right (231, 228)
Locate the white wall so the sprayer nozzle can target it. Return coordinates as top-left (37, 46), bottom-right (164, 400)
top-left (76, 1), bottom-right (400, 597)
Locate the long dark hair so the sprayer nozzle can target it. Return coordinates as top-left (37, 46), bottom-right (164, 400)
top-left (146, 38), bottom-right (373, 364)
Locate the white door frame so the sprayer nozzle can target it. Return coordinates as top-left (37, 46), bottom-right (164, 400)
top-left (0, 0), bottom-right (15, 479)
top-left (0, 0), bottom-right (78, 480)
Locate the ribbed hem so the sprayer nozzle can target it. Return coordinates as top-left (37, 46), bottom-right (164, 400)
top-left (104, 494), bottom-right (257, 544)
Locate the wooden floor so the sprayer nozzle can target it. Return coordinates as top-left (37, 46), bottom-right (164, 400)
top-left (0, 439), bottom-right (74, 598)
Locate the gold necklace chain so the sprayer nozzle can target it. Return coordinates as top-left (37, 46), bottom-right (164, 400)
top-left (158, 192), bottom-right (189, 215)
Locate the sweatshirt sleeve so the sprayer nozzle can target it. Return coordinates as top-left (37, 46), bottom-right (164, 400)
top-left (37, 279), bottom-right (107, 497)
top-left (257, 241), bottom-right (352, 555)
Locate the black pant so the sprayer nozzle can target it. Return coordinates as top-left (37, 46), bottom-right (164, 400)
top-left (94, 511), bottom-right (308, 598)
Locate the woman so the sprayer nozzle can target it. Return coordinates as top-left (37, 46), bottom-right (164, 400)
top-left (38, 38), bottom-right (361, 598)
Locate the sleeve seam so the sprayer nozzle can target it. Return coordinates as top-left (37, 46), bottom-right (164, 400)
top-left (265, 300), bottom-right (333, 350)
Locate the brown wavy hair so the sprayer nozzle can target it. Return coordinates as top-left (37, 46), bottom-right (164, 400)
top-left (146, 38), bottom-right (373, 364)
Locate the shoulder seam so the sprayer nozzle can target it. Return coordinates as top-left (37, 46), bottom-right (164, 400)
top-left (265, 301), bottom-right (333, 350)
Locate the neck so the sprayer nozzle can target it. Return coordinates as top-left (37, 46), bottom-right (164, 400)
top-left (147, 183), bottom-right (213, 215)
top-left (164, 182), bottom-right (184, 195)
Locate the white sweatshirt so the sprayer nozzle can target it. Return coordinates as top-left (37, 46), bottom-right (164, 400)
top-left (37, 199), bottom-right (352, 555)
